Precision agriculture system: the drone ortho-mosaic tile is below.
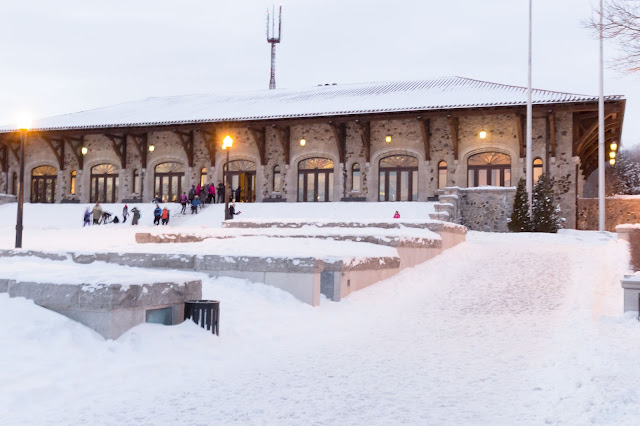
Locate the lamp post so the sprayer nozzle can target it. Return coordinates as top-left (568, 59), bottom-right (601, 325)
top-left (15, 116), bottom-right (31, 248)
top-left (222, 135), bottom-right (233, 220)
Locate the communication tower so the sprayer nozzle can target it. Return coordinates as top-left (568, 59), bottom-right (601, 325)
top-left (266, 5), bottom-right (282, 90)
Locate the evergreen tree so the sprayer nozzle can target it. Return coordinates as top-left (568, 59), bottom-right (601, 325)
top-left (532, 174), bottom-right (561, 233)
top-left (607, 149), bottom-right (640, 195)
top-left (508, 178), bottom-right (531, 232)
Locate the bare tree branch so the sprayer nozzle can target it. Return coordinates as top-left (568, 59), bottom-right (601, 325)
top-left (585, 1), bottom-right (640, 73)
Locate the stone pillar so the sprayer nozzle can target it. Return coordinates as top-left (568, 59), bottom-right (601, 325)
top-left (621, 276), bottom-right (640, 313)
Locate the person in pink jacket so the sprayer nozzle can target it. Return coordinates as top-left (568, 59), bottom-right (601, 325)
top-left (208, 183), bottom-right (216, 204)
top-left (393, 211), bottom-right (400, 219)
top-left (180, 192), bottom-right (188, 214)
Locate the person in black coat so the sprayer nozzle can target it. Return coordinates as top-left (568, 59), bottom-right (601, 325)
top-left (217, 182), bottom-right (225, 204)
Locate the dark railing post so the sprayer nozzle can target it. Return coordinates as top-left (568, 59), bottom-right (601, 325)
top-left (15, 130), bottom-right (26, 248)
top-left (224, 147), bottom-right (230, 220)
top-left (185, 300), bottom-right (220, 335)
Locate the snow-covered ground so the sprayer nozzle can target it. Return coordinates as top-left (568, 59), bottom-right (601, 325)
top-left (0, 202), bottom-right (436, 255)
top-left (1, 218), bottom-right (638, 424)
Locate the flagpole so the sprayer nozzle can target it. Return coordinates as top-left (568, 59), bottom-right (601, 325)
top-left (526, 0), bottom-right (533, 212)
top-left (598, 0), bottom-right (605, 231)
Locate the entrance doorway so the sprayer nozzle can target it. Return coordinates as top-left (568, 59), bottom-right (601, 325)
top-left (297, 158), bottom-right (334, 202)
top-left (90, 163), bottom-right (119, 203)
top-left (223, 160), bottom-right (256, 202)
top-left (378, 155), bottom-right (418, 201)
top-left (154, 162), bottom-right (185, 202)
top-left (31, 166), bottom-right (57, 203)
top-left (467, 152), bottom-right (511, 187)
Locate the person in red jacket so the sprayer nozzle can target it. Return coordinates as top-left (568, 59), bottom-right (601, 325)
top-left (393, 211), bottom-right (400, 219)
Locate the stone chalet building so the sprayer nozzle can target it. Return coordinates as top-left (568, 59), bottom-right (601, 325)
top-left (0, 76), bottom-right (626, 228)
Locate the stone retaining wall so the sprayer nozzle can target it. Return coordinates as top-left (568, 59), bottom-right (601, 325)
top-left (0, 194), bottom-right (16, 205)
top-left (578, 198), bottom-right (640, 232)
top-left (435, 187), bottom-right (516, 232)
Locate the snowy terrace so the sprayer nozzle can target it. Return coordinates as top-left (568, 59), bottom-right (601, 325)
top-left (1, 201), bottom-right (639, 424)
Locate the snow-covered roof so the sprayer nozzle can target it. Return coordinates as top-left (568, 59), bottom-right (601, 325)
top-left (0, 76), bottom-right (625, 133)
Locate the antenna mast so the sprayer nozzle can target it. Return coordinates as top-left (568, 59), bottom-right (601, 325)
top-left (266, 5), bottom-right (282, 90)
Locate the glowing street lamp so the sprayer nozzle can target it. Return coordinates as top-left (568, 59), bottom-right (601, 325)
top-left (609, 151), bottom-right (616, 159)
top-left (222, 135), bottom-right (234, 220)
top-left (15, 114), bottom-right (31, 248)
top-left (610, 158), bottom-right (616, 166)
top-left (610, 142), bottom-right (618, 151)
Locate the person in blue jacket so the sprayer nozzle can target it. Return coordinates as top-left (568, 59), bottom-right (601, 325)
top-left (191, 195), bottom-right (201, 214)
top-left (153, 204), bottom-right (162, 225)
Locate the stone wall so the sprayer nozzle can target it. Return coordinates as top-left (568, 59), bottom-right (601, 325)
top-left (577, 197), bottom-right (640, 232)
top-left (436, 187), bottom-right (515, 232)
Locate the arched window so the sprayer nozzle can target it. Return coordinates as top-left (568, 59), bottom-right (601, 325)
top-left (352, 163), bottom-right (361, 192)
top-left (533, 158), bottom-right (543, 184)
top-left (438, 161), bottom-right (447, 189)
top-left (90, 164), bottom-right (119, 203)
top-left (379, 155), bottom-right (418, 201)
top-left (11, 172), bottom-right (17, 195)
top-left (298, 158), bottom-right (334, 202)
top-left (223, 160), bottom-right (256, 202)
top-left (154, 162), bottom-right (185, 202)
top-left (467, 152), bottom-right (511, 187)
top-left (70, 170), bottom-right (76, 195)
top-left (273, 165), bottom-right (281, 192)
top-left (31, 166), bottom-right (58, 203)
top-left (132, 169), bottom-right (140, 194)
top-left (200, 167), bottom-right (207, 187)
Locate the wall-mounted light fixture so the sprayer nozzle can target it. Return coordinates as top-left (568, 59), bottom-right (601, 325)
top-left (81, 146), bottom-right (88, 156)
top-left (385, 135), bottom-right (392, 144)
top-left (479, 131), bottom-right (487, 139)
top-left (610, 158), bottom-right (616, 166)
top-left (609, 151), bottom-right (616, 159)
top-left (610, 142), bottom-right (618, 151)
top-left (148, 144), bottom-right (155, 152)
top-left (300, 137), bottom-right (306, 147)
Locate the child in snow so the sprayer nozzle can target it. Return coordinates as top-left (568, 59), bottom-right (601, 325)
top-left (153, 204), bottom-right (162, 225)
top-left (161, 207), bottom-right (170, 225)
top-left (191, 196), bottom-right (200, 214)
top-left (228, 203), bottom-right (241, 219)
top-left (83, 208), bottom-right (91, 227)
top-left (393, 211), bottom-right (400, 219)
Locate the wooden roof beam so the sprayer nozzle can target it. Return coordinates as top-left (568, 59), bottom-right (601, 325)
top-left (417, 117), bottom-right (431, 162)
top-left (448, 116), bottom-right (459, 160)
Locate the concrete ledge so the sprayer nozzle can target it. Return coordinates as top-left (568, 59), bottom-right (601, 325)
top-left (3, 279), bottom-right (202, 339)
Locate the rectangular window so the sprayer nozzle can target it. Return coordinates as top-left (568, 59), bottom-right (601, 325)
top-left (478, 170), bottom-right (488, 186)
top-left (491, 169), bottom-right (500, 186)
top-left (412, 171), bottom-right (418, 201)
top-left (352, 170), bottom-right (360, 192)
top-left (298, 174), bottom-right (304, 201)
top-left (505, 169), bottom-right (511, 187)
top-left (468, 170), bottom-right (475, 187)
top-left (388, 171), bottom-right (397, 201)
top-left (438, 169), bottom-right (447, 189)
top-left (274, 173), bottom-right (281, 192)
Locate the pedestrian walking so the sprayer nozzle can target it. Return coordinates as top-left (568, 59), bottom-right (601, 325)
top-left (122, 205), bottom-right (129, 223)
top-left (188, 185), bottom-right (196, 203)
top-left (180, 192), bottom-right (188, 214)
top-left (153, 204), bottom-right (162, 225)
top-left (92, 202), bottom-right (103, 225)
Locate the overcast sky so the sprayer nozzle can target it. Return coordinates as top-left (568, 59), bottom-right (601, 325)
top-left (1, 0), bottom-right (638, 146)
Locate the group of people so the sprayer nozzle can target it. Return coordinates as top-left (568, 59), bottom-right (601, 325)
top-left (83, 202), bottom-right (142, 226)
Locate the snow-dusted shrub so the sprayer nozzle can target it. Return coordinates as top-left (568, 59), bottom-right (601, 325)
top-left (532, 174), bottom-right (561, 233)
top-left (508, 178), bottom-right (531, 232)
